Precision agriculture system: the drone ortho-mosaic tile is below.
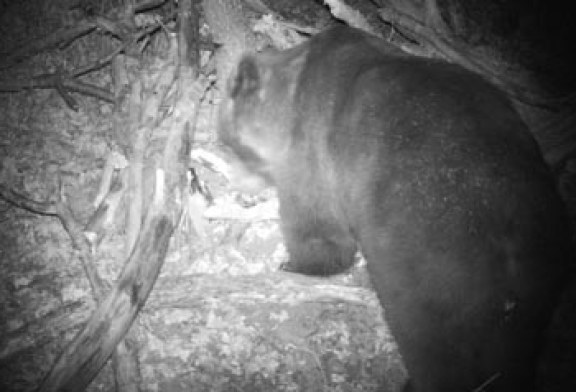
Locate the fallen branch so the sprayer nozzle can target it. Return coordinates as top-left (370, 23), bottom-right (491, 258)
top-left (323, 0), bottom-right (376, 35)
top-left (0, 21), bottom-right (98, 69)
top-left (376, 3), bottom-right (559, 110)
top-left (0, 71), bottom-right (115, 108)
top-left (37, 211), bottom-right (178, 392)
top-left (0, 12), bottom-right (173, 109)
top-left (0, 0), bottom-right (168, 69)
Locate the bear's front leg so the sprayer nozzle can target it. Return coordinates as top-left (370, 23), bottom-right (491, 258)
top-left (278, 194), bottom-right (357, 276)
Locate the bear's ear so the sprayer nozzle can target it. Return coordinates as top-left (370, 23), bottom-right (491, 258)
top-left (229, 56), bottom-right (261, 99)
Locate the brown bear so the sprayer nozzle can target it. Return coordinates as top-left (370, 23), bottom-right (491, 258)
top-left (218, 26), bottom-right (571, 392)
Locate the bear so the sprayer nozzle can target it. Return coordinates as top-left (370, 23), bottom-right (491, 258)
top-left (217, 26), bottom-right (571, 392)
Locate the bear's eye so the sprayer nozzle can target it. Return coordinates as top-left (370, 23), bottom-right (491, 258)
top-left (230, 57), bottom-right (261, 99)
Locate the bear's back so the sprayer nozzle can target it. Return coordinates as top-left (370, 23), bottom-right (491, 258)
top-left (283, 27), bottom-right (572, 391)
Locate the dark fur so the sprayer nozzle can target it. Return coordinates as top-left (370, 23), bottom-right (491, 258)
top-left (218, 26), bottom-right (571, 391)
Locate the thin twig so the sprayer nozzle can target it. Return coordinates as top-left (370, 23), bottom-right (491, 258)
top-left (0, 183), bottom-right (107, 298)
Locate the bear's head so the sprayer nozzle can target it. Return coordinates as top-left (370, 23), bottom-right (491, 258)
top-left (218, 45), bottom-right (308, 193)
